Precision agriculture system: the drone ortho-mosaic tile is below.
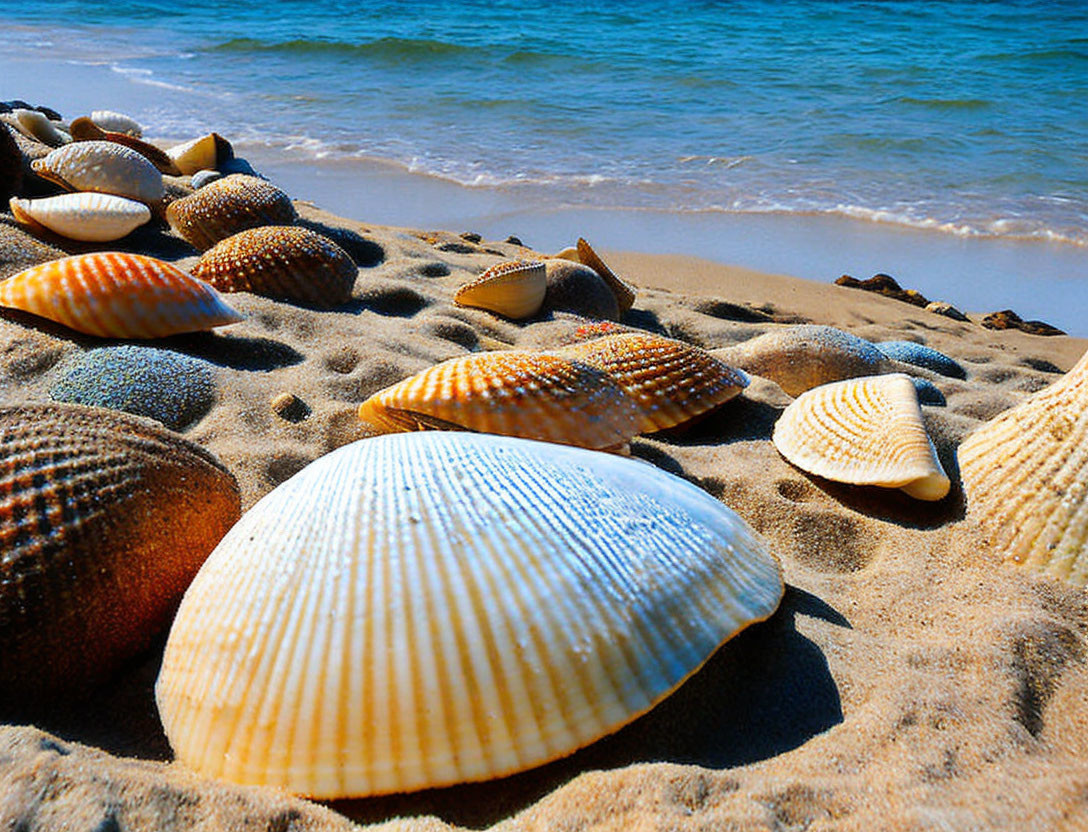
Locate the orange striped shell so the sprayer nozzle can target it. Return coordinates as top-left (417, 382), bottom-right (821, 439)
top-left (358, 351), bottom-right (641, 452)
top-left (166, 174), bottom-right (298, 251)
top-left (556, 333), bottom-right (749, 433)
top-left (577, 238), bottom-right (637, 313)
top-left (191, 225), bottom-right (357, 308)
top-left (0, 252), bottom-right (244, 338)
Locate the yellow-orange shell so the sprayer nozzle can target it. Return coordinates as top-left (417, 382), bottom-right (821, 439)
top-left (576, 238), bottom-right (637, 313)
top-left (192, 225), bottom-right (357, 308)
top-left (0, 403), bottom-right (240, 705)
top-left (358, 351), bottom-right (641, 451)
top-left (166, 174), bottom-right (297, 251)
top-left (0, 252), bottom-right (244, 338)
top-left (453, 260), bottom-right (547, 319)
top-left (958, 349), bottom-right (1088, 585)
top-left (555, 333), bottom-right (749, 433)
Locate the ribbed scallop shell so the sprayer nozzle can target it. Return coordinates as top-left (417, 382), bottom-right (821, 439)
top-left (958, 349), bottom-right (1088, 585)
top-left (555, 333), bottom-right (749, 433)
top-left (453, 260), bottom-right (547, 319)
top-left (576, 238), bottom-right (637, 313)
top-left (772, 373), bottom-right (950, 500)
top-left (68, 117), bottom-right (182, 175)
top-left (13, 109), bottom-right (70, 147)
top-left (0, 252), bottom-right (244, 338)
top-left (90, 109), bottom-right (143, 137)
top-left (166, 174), bottom-right (297, 251)
top-left (156, 431), bottom-right (783, 797)
top-left (1, 403), bottom-right (240, 705)
top-left (167, 133), bottom-right (234, 176)
top-left (357, 351), bottom-right (641, 452)
top-left (30, 141), bottom-right (163, 205)
top-left (10, 193), bottom-right (151, 242)
top-left (191, 225), bottom-right (357, 308)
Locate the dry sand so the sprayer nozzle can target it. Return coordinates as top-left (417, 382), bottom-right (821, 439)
top-left (1, 184), bottom-right (1087, 831)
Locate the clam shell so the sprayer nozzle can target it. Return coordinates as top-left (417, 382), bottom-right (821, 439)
top-left (0, 403), bottom-right (240, 704)
top-left (30, 141), bottom-right (163, 206)
top-left (156, 431), bottom-right (783, 797)
top-left (12, 109), bottom-right (70, 147)
top-left (772, 373), bottom-right (950, 500)
top-left (357, 351), bottom-right (641, 452)
top-left (10, 193), bottom-right (151, 242)
top-left (68, 117), bottom-right (182, 175)
top-left (0, 252), bottom-right (244, 338)
top-left (90, 109), bottom-right (143, 137)
top-left (576, 237), bottom-right (637, 313)
top-left (958, 349), bottom-right (1088, 585)
top-left (166, 174), bottom-right (297, 251)
top-left (453, 260), bottom-right (547, 319)
top-left (167, 132), bottom-right (234, 176)
top-left (555, 333), bottom-right (749, 433)
top-left (191, 225), bottom-right (357, 308)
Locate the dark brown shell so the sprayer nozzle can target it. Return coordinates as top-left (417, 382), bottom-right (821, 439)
top-left (166, 174), bottom-right (298, 251)
top-left (69, 116), bottom-right (182, 175)
top-left (191, 225), bottom-right (357, 308)
top-left (0, 123), bottom-right (22, 200)
top-left (0, 404), bottom-right (241, 706)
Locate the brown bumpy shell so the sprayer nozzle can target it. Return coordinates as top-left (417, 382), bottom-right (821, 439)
top-left (166, 174), bottom-right (297, 251)
top-left (192, 225), bottom-right (357, 308)
top-left (0, 403), bottom-right (241, 705)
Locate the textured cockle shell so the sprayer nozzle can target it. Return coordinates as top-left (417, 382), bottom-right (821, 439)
top-left (9, 193), bottom-right (151, 242)
top-left (554, 332), bottom-right (749, 433)
top-left (156, 431), bottom-right (784, 798)
top-left (167, 132), bottom-right (234, 176)
top-left (453, 260), bottom-right (547, 319)
top-left (0, 403), bottom-right (240, 705)
top-left (90, 109), bottom-right (143, 137)
top-left (576, 237), bottom-right (637, 313)
top-left (12, 109), bottom-right (70, 147)
top-left (68, 117), bottom-right (182, 175)
top-left (772, 373), bottom-right (950, 500)
top-left (0, 252), bottom-right (244, 338)
top-left (358, 351), bottom-right (641, 452)
top-left (30, 141), bottom-right (163, 206)
top-left (958, 349), bottom-right (1088, 585)
top-left (191, 225), bottom-right (357, 308)
top-left (166, 174), bottom-right (297, 251)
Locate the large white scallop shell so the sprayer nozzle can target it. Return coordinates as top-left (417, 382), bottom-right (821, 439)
top-left (31, 141), bottom-right (163, 206)
top-left (958, 349), bottom-right (1088, 585)
top-left (156, 432), bottom-right (784, 798)
top-left (10, 193), bottom-right (151, 242)
top-left (772, 373), bottom-right (950, 500)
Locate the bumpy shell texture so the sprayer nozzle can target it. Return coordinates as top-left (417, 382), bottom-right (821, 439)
top-left (453, 260), bottom-right (547, 319)
top-left (10, 193), bottom-right (151, 242)
top-left (576, 238), bottom-right (637, 313)
top-left (0, 252), bottom-right (244, 338)
top-left (357, 351), bottom-right (641, 451)
top-left (156, 431), bottom-right (784, 798)
top-left (68, 117), bottom-right (182, 176)
top-left (958, 349), bottom-right (1088, 585)
top-left (192, 225), bottom-right (357, 308)
top-left (166, 174), bottom-right (297, 251)
top-left (0, 403), bottom-right (240, 705)
top-left (30, 141), bottom-right (163, 205)
top-left (556, 333), bottom-right (749, 433)
top-left (773, 373), bottom-right (950, 500)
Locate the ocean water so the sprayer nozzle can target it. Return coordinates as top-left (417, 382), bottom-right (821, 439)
top-left (1, 0), bottom-right (1086, 248)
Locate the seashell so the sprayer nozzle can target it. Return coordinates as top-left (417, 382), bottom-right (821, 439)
top-left (31, 141), bottom-right (163, 206)
top-left (167, 132), bottom-right (234, 176)
top-left (0, 403), bottom-right (240, 705)
top-left (68, 117), bottom-right (182, 175)
top-left (715, 325), bottom-right (893, 397)
top-left (772, 373), bottom-right (950, 500)
top-left (0, 252), bottom-right (244, 338)
top-left (958, 349), bottom-right (1088, 585)
top-left (9, 193), bottom-right (151, 242)
top-left (576, 237), bottom-right (637, 313)
top-left (875, 340), bottom-right (966, 379)
top-left (555, 332), bottom-right (749, 433)
top-left (90, 109), bottom-right (143, 137)
top-left (12, 108), bottom-right (70, 147)
top-left (166, 174), bottom-right (297, 251)
top-left (453, 259), bottom-right (547, 319)
top-left (155, 431), bottom-right (784, 797)
top-left (553, 245), bottom-right (580, 262)
top-left (358, 351), bottom-right (641, 452)
top-left (191, 225), bottom-right (357, 308)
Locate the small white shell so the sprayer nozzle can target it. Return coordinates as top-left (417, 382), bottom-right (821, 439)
top-left (31, 141), bottom-right (163, 206)
top-left (12, 109), bottom-right (70, 147)
top-left (156, 432), bottom-right (784, 798)
top-left (90, 109), bottom-right (143, 137)
top-left (10, 193), bottom-right (151, 242)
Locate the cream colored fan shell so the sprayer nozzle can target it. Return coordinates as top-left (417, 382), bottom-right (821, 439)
top-left (156, 431), bottom-right (784, 798)
top-left (958, 349), bottom-right (1088, 585)
top-left (10, 193), bottom-right (151, 242)
top-left (772, 373), bottom-right (950, 500)
top-left (453, 260), bottom-right (547, 319)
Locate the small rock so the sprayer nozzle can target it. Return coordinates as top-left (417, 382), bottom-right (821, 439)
top-left (0, 124), bottom-right (23, 200)
top-left (981, 310), bottom-right (1065, 337)
top-left (506, 235), bottom-right (524, 246)
top-left (218, 157), bottom-right (262, 178)
top-left (34, 105), bottom-right (62, 121)
top-left (271, 392), bottom-right (310, 422)
top-left (460, 231), bottom-right (483, 243)
top-left (835, 273), bottom-right (929, 307)
top-left (912, 377), bottom-right (947, 407)
top-left (876, 341), bottom-right (966, 380)
top-left (542, 260), bottom-right (619, 321)
top-left (925, 301), bottom-right (969, 322)
top-left (190, 169), bottom-right (222, 189)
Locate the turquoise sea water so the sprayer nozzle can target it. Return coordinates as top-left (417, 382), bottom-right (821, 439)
top-left (1, 0), bottom-right (1086, 247)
